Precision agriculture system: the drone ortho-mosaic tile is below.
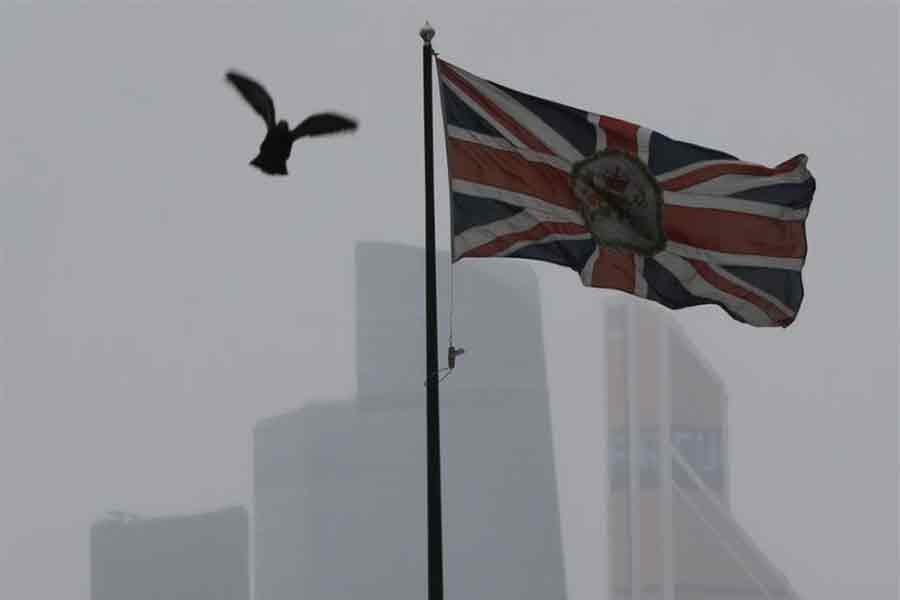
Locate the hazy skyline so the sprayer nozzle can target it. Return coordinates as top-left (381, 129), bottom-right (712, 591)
top-left (254, 244), bottom-right (564, 600)
top-left (2, 2), bottom-right (897, 600)
top-left (606, 302), bottom-right (800, 600)
top-left (90, 507), bottom-right (249, 600)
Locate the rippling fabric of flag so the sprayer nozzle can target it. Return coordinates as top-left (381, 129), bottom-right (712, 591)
top-left (436, 59), bottom-right (815, 327)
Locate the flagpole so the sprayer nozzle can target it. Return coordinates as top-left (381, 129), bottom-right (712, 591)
top-left (420, 21), bottom-right (444, 600)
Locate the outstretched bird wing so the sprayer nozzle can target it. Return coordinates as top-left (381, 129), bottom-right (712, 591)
top-left (292, 112), bottom-right (358, 140)
top-left (225, 71), bottom-right (276, 129)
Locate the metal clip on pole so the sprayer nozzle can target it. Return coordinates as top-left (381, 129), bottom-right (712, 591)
top-left (448, 345), bottom-right (465, 370)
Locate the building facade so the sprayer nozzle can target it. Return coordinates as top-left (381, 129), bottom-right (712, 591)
top-left (90, 506), bottom-right (249, 600)
top-left (606, 302), bottom-right (798, 600)
top-left (254, 242), bottom-right (566, 600)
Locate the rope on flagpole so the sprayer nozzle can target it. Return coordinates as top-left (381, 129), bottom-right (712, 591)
top-left (448, 248), bottom-right (455, 350)
top-left (446, 254), bottom-right (464, 376)
top-left (432, 37), bottom-right (464, 382)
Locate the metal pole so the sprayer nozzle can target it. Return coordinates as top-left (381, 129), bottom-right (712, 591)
top-left (420, 21), bottom-right (444, 600)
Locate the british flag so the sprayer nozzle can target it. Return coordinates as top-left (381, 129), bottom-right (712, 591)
top-left (436, 59), bottom-right (815, 327)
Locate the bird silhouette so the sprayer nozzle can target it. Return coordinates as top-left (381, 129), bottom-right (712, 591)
top-left (225, 70), bottom-right (357, 176)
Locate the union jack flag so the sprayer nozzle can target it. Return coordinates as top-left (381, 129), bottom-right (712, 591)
top-left (436, 59), bottom-right (815, 327)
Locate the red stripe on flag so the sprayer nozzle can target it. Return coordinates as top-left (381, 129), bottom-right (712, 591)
top-left (461, 222), bottom-right (588, 258)
top-left (439, 63), bottom-right (554, 155)
top-left (688, 259), bottom-right (791, 325)
top-left (664, 205), bottom-right (807, 258)
top-left (661, 156), bottom-right (804, 191)
top-left (448, 138), bottom-right (579, 211)
top-left (597, 116), bottom-right (639, 155)
top-left (589, 248), bottom-right (636, 293)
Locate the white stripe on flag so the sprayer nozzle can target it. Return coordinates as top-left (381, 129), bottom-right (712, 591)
top-left (633, 255), bottom-right (648, 297)
top-left (587, 113), bottom-right (607, 153)
top-left (451, 179), bottom-right (585, 224)
top-left (706, 261), bottom-right (796, 318)
top-left (453, 211), bottom-right (543, 257)
top-left (664, 241), bottom-right (804, 271)
top-left (676, 167), bottom-right (812, 196)
top-left (637, 127), bottom-right (652, 165)
top-left (453, 210), bottom-right (591, 258)
top-left (656, 158), bottom-right (812, 195)
top-left (656, 159), bottom-right (747, 182)
top-left (653, 252), bottom-right (772, 326)
top-left (440, 75), bottom-right (530, 151)
top-left (446, 125), bottom-right (571, 173)
top-left (496, 232), bottom-right (594, 258)
top-left (580, 247), bottom-right (601, 286)
top-left (664, 191), bottom-right (809, 221)
top-left (448, 63), bottom-right (585, 163)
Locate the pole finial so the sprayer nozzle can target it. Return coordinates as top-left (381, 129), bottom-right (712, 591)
top-left (420, 21), bottom-right (435, 44)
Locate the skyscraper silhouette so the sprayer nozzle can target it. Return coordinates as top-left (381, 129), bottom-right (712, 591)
top-left (254, 242), bottom-right (566, 600)
top-left (606, 302), bottom-right (798, 600)
top-left (90, 506), bottom-right (249, 600)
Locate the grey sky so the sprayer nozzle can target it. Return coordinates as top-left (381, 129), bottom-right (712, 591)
top-left (1, 1), bottom-right (897, 600)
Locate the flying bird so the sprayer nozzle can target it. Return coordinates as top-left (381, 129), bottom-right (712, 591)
top-left (225, 70), bottom-right (357, 176)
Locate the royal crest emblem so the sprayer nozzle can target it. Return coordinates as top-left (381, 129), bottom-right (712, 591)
top-left (570, 150), bottom-right (666, 256)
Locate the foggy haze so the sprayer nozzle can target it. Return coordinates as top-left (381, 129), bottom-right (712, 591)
top-left (1, 2), bottom-right (897, 600)
top-left (90, 507), bottom-right (249, 600)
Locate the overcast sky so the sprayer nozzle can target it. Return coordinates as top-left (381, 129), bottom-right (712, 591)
top-left (1, 1), bottom-right (897, 599)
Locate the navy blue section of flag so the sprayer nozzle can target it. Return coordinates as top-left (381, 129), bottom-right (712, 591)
top-left (436, 59), bottom-right (815, 327)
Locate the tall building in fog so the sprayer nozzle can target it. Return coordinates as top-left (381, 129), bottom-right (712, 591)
top-left (606, 302), bottom-right (798, 600)
top-left (90, 506), bottom-right (249, 600)
top-left (254, 242), bottom-right (566, 600)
